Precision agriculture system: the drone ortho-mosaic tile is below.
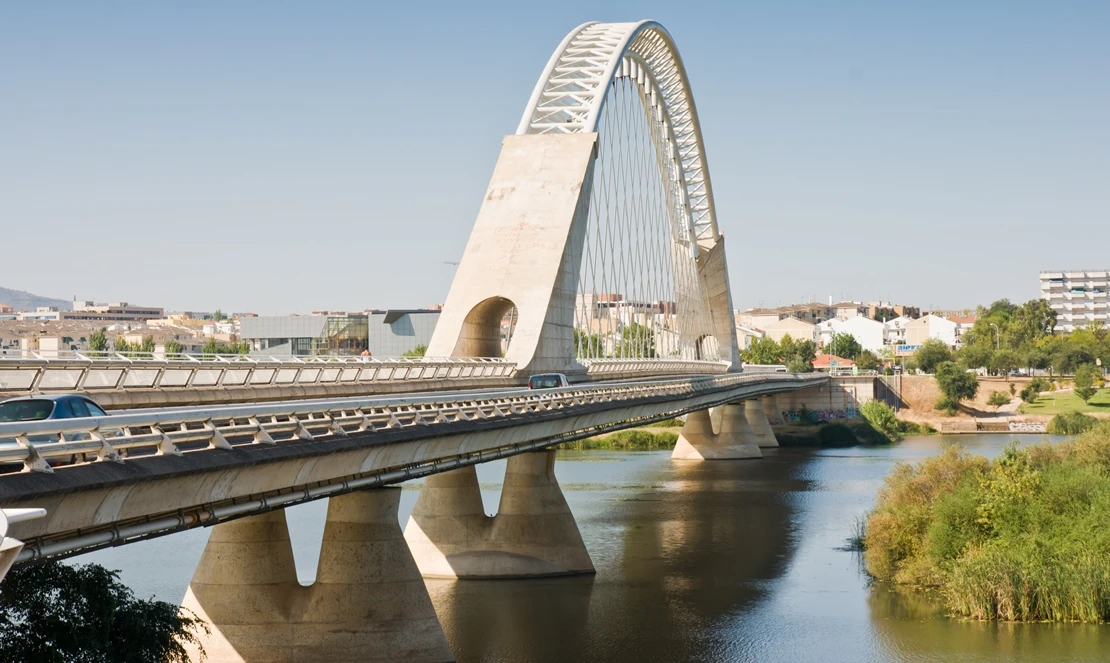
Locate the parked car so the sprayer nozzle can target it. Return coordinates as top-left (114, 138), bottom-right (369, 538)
top-left (0, 394), bottom-right (109, 423)
top-left (528, 373), bottom-right (570, 389)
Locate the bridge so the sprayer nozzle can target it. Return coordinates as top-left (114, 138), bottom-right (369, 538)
top-left (0, 20), bottom-right (829, 662)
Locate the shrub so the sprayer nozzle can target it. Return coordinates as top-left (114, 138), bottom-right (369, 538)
top-left (860, 400), bottom-right (900, 441)
top-left (796, 404), bottom-right (817, 425)
top-left (1009, 382), bottom-right (1016, 395)
top-left (986, 391), bottom-right (1010, 408)
top-left (934, 396), bottom-right (959, 416)
top-left (816, 422), bottom-right (857, 446)
top-left (864, 425), bottom-right (1110, 621)
top-left (646, 418), bottom-right (684, 428)
top-left (1047, 412), bottom-right (1098, 435)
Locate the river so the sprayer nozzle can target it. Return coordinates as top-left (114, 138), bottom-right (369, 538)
top-left (80, 433), bottom-right (1110, 662)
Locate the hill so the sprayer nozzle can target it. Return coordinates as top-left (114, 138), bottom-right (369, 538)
top-left (0, 286), bottom-right (72, 312)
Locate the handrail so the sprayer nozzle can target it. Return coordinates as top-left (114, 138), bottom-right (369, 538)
top-left (0, 373), bottom-right (827, 473)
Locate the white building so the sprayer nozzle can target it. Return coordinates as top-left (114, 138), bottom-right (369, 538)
top-left (817, 316), bottom-right (887, 354)
top-left (1040, 270), bottom-right (1109, 332)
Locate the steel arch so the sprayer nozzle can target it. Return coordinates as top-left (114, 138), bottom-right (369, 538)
top-left (516, 20), bottom-right (720, 250)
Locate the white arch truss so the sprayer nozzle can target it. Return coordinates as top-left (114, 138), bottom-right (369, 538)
top-left (516, 20), bottom-right (720, 251)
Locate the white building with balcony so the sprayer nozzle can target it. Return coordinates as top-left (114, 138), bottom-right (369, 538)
top-left (1040, 270), bottom-right (1109, 332)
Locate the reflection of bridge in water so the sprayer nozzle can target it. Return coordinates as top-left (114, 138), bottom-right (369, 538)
top-left (0, 19), bottom-right (832, 662)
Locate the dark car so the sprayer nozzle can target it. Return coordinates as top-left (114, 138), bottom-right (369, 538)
top-left (0, 394), bottom-right (109, 423)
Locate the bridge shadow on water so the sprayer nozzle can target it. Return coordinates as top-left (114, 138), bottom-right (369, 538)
top-left (428, 451), bottom-right (810, 663)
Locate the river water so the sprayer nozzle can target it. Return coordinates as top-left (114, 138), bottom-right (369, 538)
top-left (81, 434), bottom-right (1110, 662)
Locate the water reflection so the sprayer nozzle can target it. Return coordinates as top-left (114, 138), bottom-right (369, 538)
top-left (77, 435), bottom-right (1110, 662)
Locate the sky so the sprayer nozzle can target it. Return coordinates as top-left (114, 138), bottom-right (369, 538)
top-left (1, 1), bottom-right (1107, 315)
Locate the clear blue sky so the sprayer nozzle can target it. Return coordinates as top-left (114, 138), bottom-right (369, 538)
top-left (2, 1), bottom-right (1107, 314)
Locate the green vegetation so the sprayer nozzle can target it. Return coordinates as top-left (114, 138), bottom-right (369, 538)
top-left (863, 424), bottom-right (1110, 622)
top-left (115, 335), bottom-right (155, 354)
top-left (202, 338), bottom-right (250, 355)
top-left (913, 338), bottom-right (954, 374)
top-left (1020, 387), bottom-right (1110, 415)
top-left (1074, 364), bottom-right (1099, 403)
top-left (164, 338), bottom-right (184, 355)
top-left (0, 561), bottom-right (207, 661)
top-left (828, 332), bottom-right (862, 361)
top-left (934, 361), bottom-right (979, 414)
top-left (574, 329), bottom-right (604, 357)
top-left (558, 429), bottom-right (678, 450)
top-left (986, 391), bottom-right (1011, 408)
top-left (403, 344), bottom-right (428, 357)
top-left (645, 418), bottom-right (684, 428)
top-left (860, 400), bottom-right (900, 441)
top-left (613, 323), bottom-right (656, 358)
top-left (741, 334), bottom-right (817, 372)
top-left (775, 419), bottom-right (890, 447)
top-left (1046, 412), bottom-right (1098, 435)
top-left (855, 349), bottom-right (881, 372)
top-left (87, 328), bottom-right (108, 352)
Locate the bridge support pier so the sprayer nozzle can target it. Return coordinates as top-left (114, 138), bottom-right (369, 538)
top-left (671, 407), bottom-right (761, 460)
top-left (404, 450), bottom-right (594, 578)
top-left (762, 395), bottom-right (785, 425)
top-left (181, 488), bottom-right (453, 663)
top-left (744, 400), bottom-right (779, 448)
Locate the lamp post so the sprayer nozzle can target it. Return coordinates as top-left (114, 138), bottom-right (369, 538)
top-left (989, 323), bottom-right (1000, 350)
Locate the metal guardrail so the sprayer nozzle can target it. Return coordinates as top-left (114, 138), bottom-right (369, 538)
top-left (0, 373), bottom-right (826, 473)
top-left (0, 352), bottom-right (516, 393)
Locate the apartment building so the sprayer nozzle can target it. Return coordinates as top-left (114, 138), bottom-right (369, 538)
top-left (1040, 270), bottom-right (1109, 332)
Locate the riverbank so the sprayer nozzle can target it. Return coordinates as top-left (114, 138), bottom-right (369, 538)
top-left (863, 421), bottom-right (1110, 622)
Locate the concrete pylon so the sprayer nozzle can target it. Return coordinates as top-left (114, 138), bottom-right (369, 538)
top-left (744, 400), bottom-right (779, 448)
top-left (762, 395), bottom-right (785, 425)
top-left (404, 450), bottom-right (594, 578)
top-left (671, 407), bottom-right (761, 460)
top-left (182, 489), bottom-right (454, 663)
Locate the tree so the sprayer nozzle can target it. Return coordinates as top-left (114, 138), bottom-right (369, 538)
top-left (613, 323), bottom-right (655, 358)
top-left (164, 338), bottom-right (184, 355)
top-left (213, 309), bottom-right (224, 322)
top-left (0, 561), bottom-right (207, 661)
top-left (743, 337), bottom-right (781, 365)
top-left (989, 349), bottom-right (1020, 376)
top-left (88, 328), bottom-right (108, 352)
top-left (914, 338), bottom-right (954, 374)
top-left (203, 337), bottom-right (219, 356)
top-left (828, 333), bottom-right (862, 361)
top-left (1053, 344), bottom-right (1096, 374)
top-left (957, 342), bottom-right (993, 370)
top-left (934, 361), bottom-right (979, 412)
top-left (402, 344), bottom-right (428, 357)
top-left (1074, 363), bottom-right (1099, 403)
top-left (139, 335), bottom-right (156, 353)
top-left (574, 329), bottom-right (604, 358)
top-left (855, 349), bottom-right (881, 372)
top-left (114, 336), bottom-right (132, 354)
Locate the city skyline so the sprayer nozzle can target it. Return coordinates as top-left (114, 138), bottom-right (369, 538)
top-left (2, 1), bottom-right (1107, 314)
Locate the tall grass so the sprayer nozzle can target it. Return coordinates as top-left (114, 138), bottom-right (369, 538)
top-left (1046, 411), bottom-right (1098, 435)
top-left (863, 421), bottom-right (1110, 622)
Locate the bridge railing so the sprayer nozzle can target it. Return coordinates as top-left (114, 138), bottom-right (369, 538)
top-left (0, 373), bottom-right (827, 473)
top-left (0, 352), bottom-right (516, 393)
top-left (582, 358), bottom-right (730, 376)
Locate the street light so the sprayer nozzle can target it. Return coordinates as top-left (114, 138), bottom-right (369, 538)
top-left (989, 323), bottom-right (1000, 350)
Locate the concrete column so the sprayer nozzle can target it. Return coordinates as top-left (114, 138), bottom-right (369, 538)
top-left (671, 407), bottom-right (761, 460)
top-left (181, 510), bottom-right (302, 661)
top-left (491, 451), bottom-right (594, 576)
top-left (744, 400), bottom-right (779, 448)
top-left (404, 465), bottom-right (490, 578)
top-left (404, 451), bottom-right (594, 578)
top-left (301, 489), bottom-right (453, 662)
top-left (762, 395), bottom-right (785, 425)
top-left (183, 491), bottom-right (454, 663)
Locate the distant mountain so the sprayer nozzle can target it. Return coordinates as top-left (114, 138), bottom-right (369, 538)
top-left (0, 286), bottom-right (72, 312)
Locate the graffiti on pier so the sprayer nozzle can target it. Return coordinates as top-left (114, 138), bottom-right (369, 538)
top-left (781, 407), bottom-right (858, 423)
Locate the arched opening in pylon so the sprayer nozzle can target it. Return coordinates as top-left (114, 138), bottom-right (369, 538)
top-left (453, 297), bottom-right (518, 358)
